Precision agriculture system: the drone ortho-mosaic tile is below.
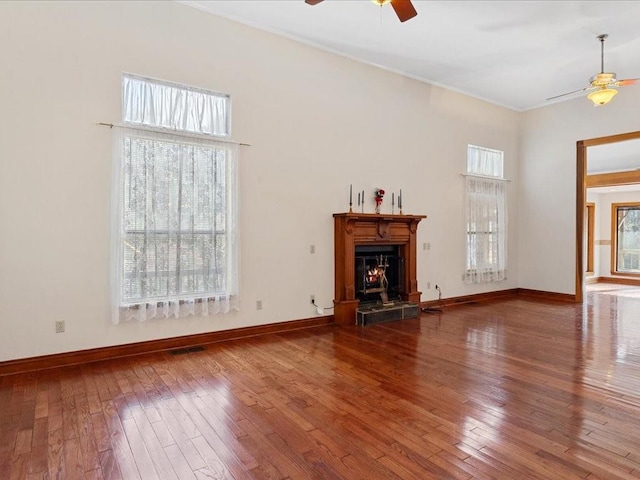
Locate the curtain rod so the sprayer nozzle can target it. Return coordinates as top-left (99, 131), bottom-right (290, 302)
top-left (97, 122), bottom-right (251, 147)
top-left (460, 173), bottom-right (511, 182)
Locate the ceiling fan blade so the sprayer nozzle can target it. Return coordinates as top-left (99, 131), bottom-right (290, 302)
top-left (618, 78), bottom-right (639, 86)
top-left (546, 86), bottom-right (594, 101)
top-left (390, 0), bottom-right (417, 23)
top-left (305, 0), bottom-right (323, 5)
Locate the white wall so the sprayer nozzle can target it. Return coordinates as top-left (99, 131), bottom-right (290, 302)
top-left (0, 1), bottom-right (521, 361)
top-left (519, 92), bottom-right (640, 294)
top-left (586, 191), bottom-right (602, 276)
top-left (587, 190), bottom-right (640, 277)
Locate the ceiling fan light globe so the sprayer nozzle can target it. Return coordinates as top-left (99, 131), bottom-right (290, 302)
top-left (371, 0), bottom-right (392, 5)
top-left (587, 87), bottom-right (618, 106)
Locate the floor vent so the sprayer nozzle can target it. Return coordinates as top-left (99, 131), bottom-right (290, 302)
top-left (169, 346), bottom-right (206, 356)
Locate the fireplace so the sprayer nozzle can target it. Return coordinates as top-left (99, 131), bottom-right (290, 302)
top-left (333, 213), bottom-right (426, 325)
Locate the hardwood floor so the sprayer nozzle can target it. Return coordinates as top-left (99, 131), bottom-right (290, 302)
top-left (2, 289), bottom-right (640, 479)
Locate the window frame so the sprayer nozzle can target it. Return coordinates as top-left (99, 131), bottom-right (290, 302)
top-left (464, 145), bottom-right (507, 283)
top-left (112, 74), bottom-right (238, 322)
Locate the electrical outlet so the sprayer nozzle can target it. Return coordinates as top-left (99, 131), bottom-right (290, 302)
top-left (310, 245), bottom-right (315, 254)
top-left (55, 320), bottom-right (65, 333)
top-left (423, 242), bottom-right (427, 250)
top-left (427, 242), bottom-right (431, 250)
top-left (427, 282), bottom-right (431, 289)
top-left (310, 294), bottom-right (315, 304)
top-left (256, 300), bottom-right (263, 310)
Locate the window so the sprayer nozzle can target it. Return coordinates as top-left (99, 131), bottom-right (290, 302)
top-left (612, 203), bottom-right (640, 276)
top-left (112, 74), bottom-right (238, 323)
top-left (464, 145), bottom-right (507, 283)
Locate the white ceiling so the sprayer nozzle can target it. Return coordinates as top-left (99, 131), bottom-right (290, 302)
top-left (182, 0), bottom-right (640, 112)
top-left (588, 184), bottom-right (640, 194)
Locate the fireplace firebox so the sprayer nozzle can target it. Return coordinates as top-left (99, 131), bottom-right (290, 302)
top-left (355, 245), bottom-right (403, 304)
top-left (333, 212), bottom-right (426, 325)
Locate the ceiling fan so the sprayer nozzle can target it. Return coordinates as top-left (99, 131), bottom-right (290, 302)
top-left (547, 34), bottom-right (639, 106)
top-left (305, 0), bottom-right (418, 23)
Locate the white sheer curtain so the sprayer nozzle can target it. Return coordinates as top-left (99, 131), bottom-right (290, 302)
top-left (122, 73), bottom-right (230, 137)
top-left (467, 144), bottom-right (504, 178)
top-left (464, 175), bottom-right (507, 284)
top-left (111, 127), bottom-right (238, 323)
top-left (112, 74), bottom-right (238, 323)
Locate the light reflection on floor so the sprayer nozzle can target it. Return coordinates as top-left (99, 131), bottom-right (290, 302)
top-left (455, 282), bottom-right (640, 459)
top-left (582, 281), bottom-right (640, 395)
top-left (585, 282), bottom-right (640, 298)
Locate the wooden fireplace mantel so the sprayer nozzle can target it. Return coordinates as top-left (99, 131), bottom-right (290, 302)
top-left (333, 212), bottom-right (426, 325)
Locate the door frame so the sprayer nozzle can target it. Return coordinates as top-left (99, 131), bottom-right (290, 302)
top-left (576, 130), bottom-right (640, 302)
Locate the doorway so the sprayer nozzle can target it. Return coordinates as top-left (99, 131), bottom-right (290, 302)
top-left (576, 130), bottom-right (640, 301)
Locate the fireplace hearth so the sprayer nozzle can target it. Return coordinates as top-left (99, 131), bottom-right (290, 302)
top-left (333, 213), bottom-right (426, 325)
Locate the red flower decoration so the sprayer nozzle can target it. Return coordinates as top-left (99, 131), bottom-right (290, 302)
top-left (375, 188), bottom-right (385, 212)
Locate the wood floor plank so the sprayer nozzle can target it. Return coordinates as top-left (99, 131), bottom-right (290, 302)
top-left (90, 411), bottom-right (112, 454)
top-left (75, 393), bottom-right (102, 474)
top-left (190, 435), bottom-right (236, 479)
top-left (34, 390), bottom-right (49, 420)
top-left (24, 472), bottom-right (50, 480)
top-left (120, 417), bottom-right (164, 480)
top-left (46, 428), bottom-right (64, 480)
top-left (9, 452), bottom-right (29, 480)
top-left (3, 289), bottom-right (640, 479)
top-left (99, 449), bottom-right (123, 480)
top-left (146, 411), bottom-right (176, 448)
top-left (27, 417), bottom-right (48, 476)
top-left (163, 444), bottom-right (198, 480)
top-left (62, 437), bottom-right (84, 480)
top-left (339, 452), bottom-right (401, 479)
top-left (432, 449), bottom-right (484, 480)
top-left (84, 468), bottom-right (105, 480)
top-left (154, 402), bottom-right (208, 473)
top-left (187, 401), bottom-right (259, 472)
top-left (14, 429), bottom-right (32, 455)
top-left (46, 402), bottom-right (62, 434)
top-left (425, 451), bottom-right (474, 480)
top-left (101, 400), bottom-right (141, 480)
top-left (129, 406), bottom-right (179, 480)
top-left (234, 416), bottom-right (310, 479)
